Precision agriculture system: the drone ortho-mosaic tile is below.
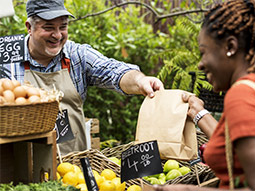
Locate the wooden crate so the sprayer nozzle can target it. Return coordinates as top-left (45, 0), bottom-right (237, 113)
top-left (85, 118), bottom-right (100, 150)
top-left (0, 131), bottom-right (57, 184)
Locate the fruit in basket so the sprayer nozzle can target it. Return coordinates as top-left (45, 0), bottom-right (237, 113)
top-left (92, 169), bottom-right (100, 176)
top-left (127, 185), bottom-right (142, 191)
top-left (101, 169), bottom-right (116, 180)
top-left (57, 162), bottom-right (74, 177)
top-left (166, 169), bottom-right (182, 181)
top-left (77, 171), bottom-right (85, 184)
top-left (158, 173), bottom-right (166, 183)
top-left (147, 177), bottom-right (161, 185)
top-left (111, 177), bottom-right (126, 191)
top-left (178, 166), bottom-right (191, 175)
top-left (94, 173), bottom-right (104, 188)
top-left (73, 164), bottom-right (82, 173)
top-left (62, 171), bottom-right (79, 186)
top-left (108, 157), bottom-right (121, 165)
top-left (163, 159), bottom-right (179, 172)
top-left (56, 172), bottom-right (61, 180)
top-left (76, 183), bottom-right (88, 191)
top-left (99, 180), bottom-right (116, 191)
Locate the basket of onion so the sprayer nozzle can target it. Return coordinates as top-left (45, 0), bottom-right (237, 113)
top-left (0, 78), bottom-right (62, 137)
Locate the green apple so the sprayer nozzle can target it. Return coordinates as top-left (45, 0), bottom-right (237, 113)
top-left (158, 173), bottom-right (166, 184)
top-left (149, 173), bottom-right (160, 178)
top-left (108, 157), bottom-right (121, 165)
top-left (163, 159), bottom-right (179, 173)
top-left (158, 173), bottom-right (166, 182)
top-left (158, 178), bottom-right (166, 184)
top-left (166, 169), bottom-right (182, 181)
top-left (148, 177), bottom-right (161, 185)
top-left (178, 166), bottom-right (191, 175)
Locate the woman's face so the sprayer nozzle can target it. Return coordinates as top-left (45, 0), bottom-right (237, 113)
top-left (198, 28), bottom-right (235, 92)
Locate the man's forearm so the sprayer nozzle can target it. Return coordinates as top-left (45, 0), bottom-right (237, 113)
top-left (119, 70), bottom-right (145, 95)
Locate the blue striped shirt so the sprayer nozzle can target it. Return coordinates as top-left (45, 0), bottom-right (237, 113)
top-left (2, 35), bottom-right (140, 101)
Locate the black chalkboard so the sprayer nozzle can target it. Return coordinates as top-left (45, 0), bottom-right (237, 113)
top-left (0, 34), bottom-right (25, 64)
top-left (80, 158), bottom-right (99, 191)
top-left (121, 140), bottom-right (163, 182)
top-left (54, 109), bottom-right (74, 143)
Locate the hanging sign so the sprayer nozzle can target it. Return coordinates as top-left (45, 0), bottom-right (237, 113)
top-left (54, 109), bottom-right (74, 143)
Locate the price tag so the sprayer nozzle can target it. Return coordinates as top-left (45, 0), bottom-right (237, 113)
top-left (80, 158), bottom-right (99, 191)
top-left (54, 109), bottom-right (74, 143)
top-left (0, 34), bottom-right (25, 64)
top-left (121, 140), bottom-right (163, 182)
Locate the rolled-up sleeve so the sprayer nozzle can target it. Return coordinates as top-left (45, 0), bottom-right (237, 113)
top-left (84, 44), bottom-right (140, 94)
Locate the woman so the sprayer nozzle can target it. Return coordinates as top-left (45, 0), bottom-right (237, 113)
top-left (154, 0), bottom-right (255, 190)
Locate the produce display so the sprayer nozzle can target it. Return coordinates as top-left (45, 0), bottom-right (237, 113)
top-left (143, 159), bottom-right (191, 185)
top-left (0, 78), bottom-right (62, 105)
top-left (56, 162), bottom-right (142, 191)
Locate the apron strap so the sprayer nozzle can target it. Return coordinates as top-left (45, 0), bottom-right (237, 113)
top-left (61, 57), bottom-right (71, 73)
top-left (24, 58), bottom-right (71, 73)
top-left (24, 61), bottom-right (30, 70)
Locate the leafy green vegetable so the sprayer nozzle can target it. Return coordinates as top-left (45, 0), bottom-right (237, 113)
top-left (0, 181), bottom-right (79, 191)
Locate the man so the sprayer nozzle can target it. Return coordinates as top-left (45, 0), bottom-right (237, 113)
top-left (3, 0), bottom-right (164, 155)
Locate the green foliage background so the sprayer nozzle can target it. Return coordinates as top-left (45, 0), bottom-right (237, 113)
top-left (0, 0), bottom-right (216, 144)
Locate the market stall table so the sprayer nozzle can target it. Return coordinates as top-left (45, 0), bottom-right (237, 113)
top-left (0, 130), bottom-right (57, 184)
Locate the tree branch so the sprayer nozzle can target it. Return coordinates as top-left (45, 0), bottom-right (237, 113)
top-left (70, 1), bottom-right (208, 24)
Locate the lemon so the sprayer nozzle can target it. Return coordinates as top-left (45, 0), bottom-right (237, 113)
top-left (73, 164), bottom-right (82, 173)
top-left (94, 173), bottom-right (104, 188)
top-left (63, 171), bottom-right (79, 186)
top-left (56, 172), bottom-right (61, 180)
top-left (77, 171), bottom-right (85, 184)
top-left (100, 169), bottom-right (116, 180)
top-left (99, 180), bottom-right (116, 191)
top-left (111, 177), bottom-right (125, 191)
top-left (76, 183), bottom-right (88, 191)
top-left (57, 162), bottom-right (74, 177)
top-left (92, 169), bottom-right (100, 176)
top-left (127, 185), bottom-right (142, 191)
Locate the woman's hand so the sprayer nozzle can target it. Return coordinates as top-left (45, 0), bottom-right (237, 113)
top-left (182, 93), bottom-right (205, 119)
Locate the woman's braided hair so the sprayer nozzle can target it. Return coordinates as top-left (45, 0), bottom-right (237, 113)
top-left (202, 0), bottom-right (255, 73)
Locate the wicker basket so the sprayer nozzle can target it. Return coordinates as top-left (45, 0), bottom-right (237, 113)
top-left (101, 130), bottom-right (216, 186)
top-left (0, 101), bottom-right (59, 137)
top-left (59, 149), bottom-right (144, 188)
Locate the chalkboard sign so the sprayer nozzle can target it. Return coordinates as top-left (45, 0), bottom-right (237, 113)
top-left (80, 158), bottom-right (99, 191)
top-left (54, 109), bottom-right (74, 143)
top-left (121, 140), bottom-right (163, 182)
top-left (0, 34), bottom-right (25, 64)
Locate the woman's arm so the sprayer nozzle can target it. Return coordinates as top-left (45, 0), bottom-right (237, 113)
top-left (235, 137), bottom-right (255, 189)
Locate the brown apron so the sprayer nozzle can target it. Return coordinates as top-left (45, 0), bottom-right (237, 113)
top-left (24, 58), bottom-right (87, 156)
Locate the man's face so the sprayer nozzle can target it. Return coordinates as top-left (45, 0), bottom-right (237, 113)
top-left (28, 16), bottom-right (68, 59)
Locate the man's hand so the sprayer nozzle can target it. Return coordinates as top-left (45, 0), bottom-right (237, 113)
top-left (136, 75), bottom-right (164, 98)
top-left (120, 70), bottom-right (164, 98)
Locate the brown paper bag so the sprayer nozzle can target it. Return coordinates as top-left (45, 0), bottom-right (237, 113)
top-left (135, 89), bottom-right (198, 160)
